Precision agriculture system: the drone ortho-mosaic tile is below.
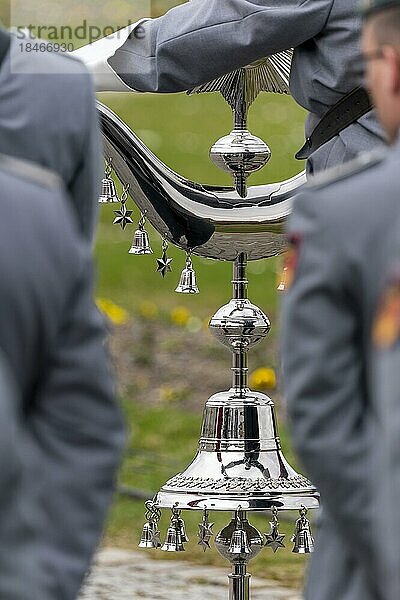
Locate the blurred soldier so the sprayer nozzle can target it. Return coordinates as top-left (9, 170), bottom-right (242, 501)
top-left (0, 153), bottom-right (125, 599)
top-left (281, 1), bottom-right (400, 598)
top-left (75, 0), bottom-right (385, 174)
top-left (0, 350), bottom-right (30, 598)
top-left (371, 232), bottom-right (400, 599)
top-left (0, 26), bottom-right (101, 241)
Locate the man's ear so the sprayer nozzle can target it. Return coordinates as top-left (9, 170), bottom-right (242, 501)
top-left (394, 49), bottom-right (400, 94)
top-left (383, 46), bottom-right (400, 94)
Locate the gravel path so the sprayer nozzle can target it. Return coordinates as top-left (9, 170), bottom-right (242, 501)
top-left (79, 548), bottom-right (302, 600)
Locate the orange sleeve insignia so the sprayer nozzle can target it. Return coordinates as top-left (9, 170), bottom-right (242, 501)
top-left (278, 233), bottom-right (302, 292)
top-left (373, 277), bottom-right (400, 350)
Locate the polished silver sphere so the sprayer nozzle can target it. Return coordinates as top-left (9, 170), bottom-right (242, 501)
top-left (210, 129), bottom-right (271, 176)
top-left (209, 299), bottom-right (271, 352)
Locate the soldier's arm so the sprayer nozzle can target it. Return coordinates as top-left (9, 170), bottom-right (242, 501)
top-left (30, 248), bottom-right (125, 599)
top-left (81, 0), bottom-right (334, 92)
top-left (281, 191), bottom-right (378, 588)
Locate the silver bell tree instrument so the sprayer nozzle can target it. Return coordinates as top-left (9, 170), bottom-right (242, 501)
top-left (94, 48), bottom-right (317, 600)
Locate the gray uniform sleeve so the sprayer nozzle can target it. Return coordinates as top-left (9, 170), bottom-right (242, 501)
top-left (109, 0), bottom-right (334, 92)
top-left (30, 254), bottom-right (125, 599)
top-left (281, 192), bottom-right (378, 591)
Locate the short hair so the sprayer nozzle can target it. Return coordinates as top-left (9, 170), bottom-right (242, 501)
top-left (368, 7), bottom-right (400, 46)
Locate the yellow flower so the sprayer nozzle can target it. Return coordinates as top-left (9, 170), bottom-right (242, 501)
top-left (249, 367), bottom-right (277, 391)
top-left (170, 306), bottom-right (191, 327)
top-left (138, 301), bottom-right (159, 320)
top-left (160, 386), bottom-right (176, 404)
top-left (96, 297), bottom-right (129, 326)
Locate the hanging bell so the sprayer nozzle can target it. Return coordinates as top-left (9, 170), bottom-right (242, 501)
top-left (229, 527), bottom-right (251, 555)
top-left (291, 506), bottom-right (315, 554)
top-left (129, 213), bottom-right (153, 255)
top-left (138, 500), bottom-right (162, 549)
top-left (99, 159), bottom-right (119, 203)
top-left (175, 254), bottom-right (199, 294)
top-left (99, 176), bottom-right (119, 203)
top-left (161, 520), bottom-right (185, 552)
top-left (138, 521), bottom-right (159, 549)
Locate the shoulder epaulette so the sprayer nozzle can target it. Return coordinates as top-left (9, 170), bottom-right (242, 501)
top-left (307, 148), bottom-right (386, 190)
top-left (0, 154), bottom-right (62, 191)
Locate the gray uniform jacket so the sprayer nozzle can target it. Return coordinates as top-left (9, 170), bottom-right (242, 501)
top-left (0, 350), bottom-right (34, 598)
top-left (0, 29), bottom-right (101, 241)
top-left (0, 154), bottom-right (125, 599)
top-left (281, 139), bottom-right (400, 600)
top-left (108, 0), bottom-right (385, 172)
top-left (369, 216), bottom-right (400, 600)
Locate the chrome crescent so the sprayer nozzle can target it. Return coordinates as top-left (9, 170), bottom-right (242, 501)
top-left (98, 101), bottom-right (306, 262)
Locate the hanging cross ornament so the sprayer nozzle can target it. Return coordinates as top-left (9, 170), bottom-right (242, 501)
top-left (156, 238), bottom-right (173, 278)
top-left (264, 506), bottom-right (285, 553)
top-left (188, 51), bottom-right (293, 197)
top-left (197, 507), bottom-right (214, 552)
top-left (113, 183), bottom-right (133, 230)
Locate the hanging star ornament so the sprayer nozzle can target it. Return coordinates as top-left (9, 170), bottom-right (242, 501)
top-left (156, 253), bottom-right (173, 278)
top-left (197, 521), bottom-right (214, 551)
top-left (113, 203), bottom-right (133, 230)
top-left (265, 522), bottom-right (285, 553)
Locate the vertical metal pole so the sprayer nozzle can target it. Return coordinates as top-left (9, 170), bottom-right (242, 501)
top-left (234, 70), bottom-right (247, 131)
top-left (231, 253), bottom-right (249, 395)
top-left (228, 508), bottom-right (251, 600)
top-left (228, 563), bottom-right (251, 600)
top-left (232, 252), bottom-right (248, 300)
top-left (233, 71), bottom-right (248, 198)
